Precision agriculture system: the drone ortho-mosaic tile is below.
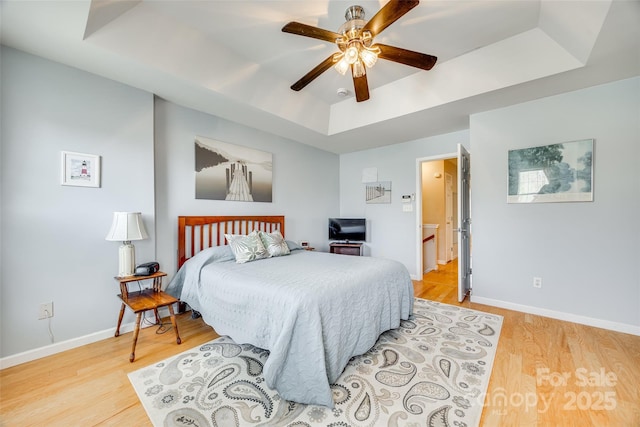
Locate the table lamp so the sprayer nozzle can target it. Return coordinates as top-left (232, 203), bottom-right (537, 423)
top-left (106, 212), bottom-right (148, 277)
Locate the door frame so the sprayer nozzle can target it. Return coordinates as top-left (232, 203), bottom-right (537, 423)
top-left (415, 152), bottom-right (456, 280)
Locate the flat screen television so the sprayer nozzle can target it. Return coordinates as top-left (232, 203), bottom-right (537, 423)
top-left (328, 218), bottom-right (366, 242)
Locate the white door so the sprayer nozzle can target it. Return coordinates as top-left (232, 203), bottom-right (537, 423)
top-left (445, 173), bottom-right (453, 262)
top-left (457, 144), bottom-right (472, 302)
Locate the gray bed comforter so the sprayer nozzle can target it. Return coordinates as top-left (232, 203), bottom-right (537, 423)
top-left (166, 245), bottom-right (414, 407)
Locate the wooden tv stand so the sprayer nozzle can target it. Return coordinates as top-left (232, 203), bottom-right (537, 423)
top-left (329, 242), bottom-right (363, 256)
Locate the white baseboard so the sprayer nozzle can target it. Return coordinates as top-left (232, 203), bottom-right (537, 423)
top-left (0, 308), bottom-right (172, 370)
top-left (472, 296), bottom-right (640, 336)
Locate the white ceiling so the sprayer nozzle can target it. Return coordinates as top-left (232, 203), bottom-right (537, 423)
top-left (1, 0), bottom-right (639, 154)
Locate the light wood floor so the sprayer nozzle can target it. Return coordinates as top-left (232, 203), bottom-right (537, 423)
top-left (1, 263), bottom-right (639, 426)
top-left (416, 260), bottom-right (640, 426)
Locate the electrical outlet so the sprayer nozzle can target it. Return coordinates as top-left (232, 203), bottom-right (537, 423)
top-left (39, 302), bottom-right (53, 320)
top-left (533, 277), bottom-right (542, 289)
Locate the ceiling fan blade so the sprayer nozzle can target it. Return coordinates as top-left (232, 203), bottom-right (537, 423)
top-left (362, 0), bottom-right (420, 37)
top-left (282, 22), bottom-right (342, 43)
top-left (375, 43), bottom-right (437, 70)
top-left (353, 73), bottom-right (370, 102)
top-left (291, 55), bottom-right (336, 91)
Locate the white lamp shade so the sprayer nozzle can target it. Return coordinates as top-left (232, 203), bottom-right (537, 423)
top-left (106, 212), bottom-right (148, 277)
top-left (105, 212), bottom-right (148, 242)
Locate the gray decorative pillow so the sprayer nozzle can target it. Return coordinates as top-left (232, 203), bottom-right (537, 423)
top-left (259, 230), bottom-right (290, 257)
top-left (224, 231), bottom-right (269, 263)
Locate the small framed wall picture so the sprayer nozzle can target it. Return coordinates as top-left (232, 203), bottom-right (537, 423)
top-left (61, 151), bottom-right (101, 188)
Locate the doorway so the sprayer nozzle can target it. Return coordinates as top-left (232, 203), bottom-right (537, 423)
top-left (418, 157), bottom-right (458, 269)
top-left (415, 147), bottom-right (471, 302)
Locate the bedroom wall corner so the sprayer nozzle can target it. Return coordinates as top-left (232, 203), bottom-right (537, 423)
top-left (0, 47), bottom-right (155, 359)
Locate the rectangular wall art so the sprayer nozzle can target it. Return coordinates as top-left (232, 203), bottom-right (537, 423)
top-left (195, 136), bottom-right (272, 202)
top-left (508, 139), bottom-right (593, 203)
top-left (61, 151), bottom-right (101, 188)
top-left (366, 181), bottom-right (392, 204)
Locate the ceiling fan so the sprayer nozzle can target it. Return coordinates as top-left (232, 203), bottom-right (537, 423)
top-left (282, 0), bottom-right (437, 102)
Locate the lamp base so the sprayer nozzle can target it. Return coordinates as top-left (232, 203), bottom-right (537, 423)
top-left (118, 242), bottom-right (136, 277)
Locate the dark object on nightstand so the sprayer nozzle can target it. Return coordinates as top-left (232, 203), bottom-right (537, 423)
top-left (134, 261), bottom-right (159, 276)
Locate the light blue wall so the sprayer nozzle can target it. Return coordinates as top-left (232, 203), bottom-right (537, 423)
top-left (1, 47), bottom-right (155, 357)
top-left (470, 77), bottom-right (640, 329)
top-left (0, 47), bottom-right (340, 359)
top-left (339, 77), bottom-right (639, 332)
top-left (153, 98), bottom-right (340, 276)
top-left (339, 130), bottom-right (469, 275)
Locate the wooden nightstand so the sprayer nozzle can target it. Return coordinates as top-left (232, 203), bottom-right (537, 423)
top-left (114, 271), bottom-right (181, 362)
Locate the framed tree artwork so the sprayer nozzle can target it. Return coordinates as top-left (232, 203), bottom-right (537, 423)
top-left (508, 139), bottom-right (593, 203)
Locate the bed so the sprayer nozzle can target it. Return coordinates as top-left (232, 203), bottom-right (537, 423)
top-left (166, 215), bottom-right (414, 407)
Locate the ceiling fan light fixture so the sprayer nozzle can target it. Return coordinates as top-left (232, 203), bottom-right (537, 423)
top-left (352, 60), bottom-right (366, 78)
top-left (334, 55), bottom-right (350, 75)
top-left (345, 44), bottom-right (360, 64)
top-left (360, 47), bottom-right (378, 68)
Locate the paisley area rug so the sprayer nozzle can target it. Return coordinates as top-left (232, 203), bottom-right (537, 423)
top-left (129, 298), bottom-right (502, 427)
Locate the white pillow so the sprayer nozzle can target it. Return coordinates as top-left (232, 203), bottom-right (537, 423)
top-left (259, 230), bottom-right (290, 257)
top-left (224, 231), bottom-right (269, 263)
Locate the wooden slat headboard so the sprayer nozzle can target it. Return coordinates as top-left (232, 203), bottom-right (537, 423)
top-left (177, 215), bottom-right (285, 268)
